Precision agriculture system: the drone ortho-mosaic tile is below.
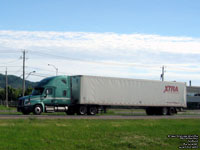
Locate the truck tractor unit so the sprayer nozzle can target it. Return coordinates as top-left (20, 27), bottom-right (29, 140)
top-left (17, 75), bottom-right (187, 115)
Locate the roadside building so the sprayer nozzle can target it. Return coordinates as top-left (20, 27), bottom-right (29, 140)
top-left (187, 86), bottom-right (200, 109)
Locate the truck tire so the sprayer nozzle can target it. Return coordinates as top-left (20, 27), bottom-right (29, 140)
top-left (168, 107), bottom-right (175, 115)
top-left (33, 105), bottom-right (43, 115)
top-left (161, 107), bottom-right (168, 115)
top-left (88, 106), bottom-right (98, 115)
top-left (77, 105), bottom-right (87, 115)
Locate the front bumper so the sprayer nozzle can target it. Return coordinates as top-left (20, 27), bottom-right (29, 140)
top-left (17, 105), bottom-right (33, 112)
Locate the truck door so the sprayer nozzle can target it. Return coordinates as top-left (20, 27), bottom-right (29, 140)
top-left (61, 89), bottom-right (71, 105)
top-left (42, 87), bottom-right (55, 106)
top-left (52, 89), bottom-right (70, 105)
top-left (50, 78), bottom-right (71, 106)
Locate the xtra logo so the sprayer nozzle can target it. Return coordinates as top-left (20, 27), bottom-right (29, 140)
top-left (163, 85), bottom-right (179, 93)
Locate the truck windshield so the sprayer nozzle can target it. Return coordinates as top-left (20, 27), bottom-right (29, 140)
top-left (32, 87), bottom-right (44, 95)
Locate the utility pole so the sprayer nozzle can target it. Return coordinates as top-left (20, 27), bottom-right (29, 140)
top-left (5, 67), bottom-right (8, 107)
top-left (189, 80), bottom-right (192, 86)
top-left (22, 50), bottom-right (26, 97)
top-left (160, 66), bottom-right (166, 81)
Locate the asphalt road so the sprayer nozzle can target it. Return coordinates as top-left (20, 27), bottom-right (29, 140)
top-left (0, 114), bottom-right (200, 119)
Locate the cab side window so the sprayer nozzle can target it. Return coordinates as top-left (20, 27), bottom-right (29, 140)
top-left (62, 79), bottom-right (67, 84)
top-left (63, 90), bottom-right (67, 97)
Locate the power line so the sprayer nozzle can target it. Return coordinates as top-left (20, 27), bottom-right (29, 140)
top-left (26, 66), bottom-right (73, 75)
top-left (1, 48), bottom-right (199, 70)
top-left (1, 58), bottom-right (21, 65)
top-left (11, 67), bottom-right (23, 74)
top-left (31, 49), bottom-right (200, 72)
top-left (0, 50), bottom-right (20, 53)
top-left (3, 49), bottom-right (200, 83)
top-left (31, 73), bottom-right (52, 78)
top-left (30, 51), bottom-right (159, 68)
top-left (0, 66), bottom-right (22, 67)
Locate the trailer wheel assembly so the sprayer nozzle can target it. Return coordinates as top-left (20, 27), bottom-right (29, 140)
top-left (77, 105), bottom-right (87, 115)
top-left (88, 106), bottom-right (98, 115)
top-left (33, 105), bottom-right (42, 115)
top-left (168, 107), bottom-right (176, 115)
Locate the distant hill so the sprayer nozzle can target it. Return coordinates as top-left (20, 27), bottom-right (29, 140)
top-left (0, 74), bottom-right (37, 89)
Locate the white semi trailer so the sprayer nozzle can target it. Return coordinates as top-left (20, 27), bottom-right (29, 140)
top-left (71, 75), bottom-right (186, 115)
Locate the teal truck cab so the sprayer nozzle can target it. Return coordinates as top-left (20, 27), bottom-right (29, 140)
top-left (18, 76), bottom-right (72, 115)
top-left (17, 75), bottom-right (101, 115)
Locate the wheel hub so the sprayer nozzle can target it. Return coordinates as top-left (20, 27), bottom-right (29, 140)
top-left (35, 107), bottom-right (41, 113)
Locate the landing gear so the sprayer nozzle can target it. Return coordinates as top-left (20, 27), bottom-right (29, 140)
top-left (161, 107), bottom-right (168, 115)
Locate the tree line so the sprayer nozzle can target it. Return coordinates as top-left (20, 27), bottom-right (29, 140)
top-left (0, 86), bottom-right (33, 101)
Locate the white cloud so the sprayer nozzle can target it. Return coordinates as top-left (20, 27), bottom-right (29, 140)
top-left (0, 30), bottom-right (200, 85)
top-left (1, 30), bottom-right (200, 54)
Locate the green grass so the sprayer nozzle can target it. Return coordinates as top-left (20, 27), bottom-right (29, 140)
top-left (0, 105), bottom-right (19, 114)
top-left (0, 105), bottom-right (16, 111)
top-left (103, 109), bottom-right (146, 116)
top-left (0, 119), bottom-right (199, 150)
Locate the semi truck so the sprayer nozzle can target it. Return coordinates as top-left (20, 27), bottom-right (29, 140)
top-left (17, 75), bottom-right (187, 115)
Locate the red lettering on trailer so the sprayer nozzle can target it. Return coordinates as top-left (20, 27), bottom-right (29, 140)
top-left (163, 86), bottom-right (179, 93)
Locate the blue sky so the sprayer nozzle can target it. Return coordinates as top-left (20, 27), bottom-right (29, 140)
top-left (0, 0), bottom-right (200, 36)
top-left (0, 0), bottom-right (200, 85)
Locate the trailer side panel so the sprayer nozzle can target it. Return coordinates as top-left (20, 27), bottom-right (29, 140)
top-left (78, 75), bottom-right (186, 107)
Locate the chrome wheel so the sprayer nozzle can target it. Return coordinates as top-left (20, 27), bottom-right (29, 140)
top-left (88, 106), bottom-right (97, 115)
top-left (78, 106), bottom-right (87, 115)
top-left (168, 107), bottom-right (175, 115)
top-left (33, 105), bottom-right (42, 115)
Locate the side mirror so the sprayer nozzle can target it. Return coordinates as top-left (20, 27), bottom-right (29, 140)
top-left (44, 90), bottom-right (49, 98)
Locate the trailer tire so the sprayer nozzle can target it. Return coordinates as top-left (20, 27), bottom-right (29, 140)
top-left (77, 105), bottom-right (87, 115)
top-left (88, 106), bottom-right (98, 115)
top-left (168, 107), bottom-right (175, 115)
top-left (33, 105), bottom-right (43, 115)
